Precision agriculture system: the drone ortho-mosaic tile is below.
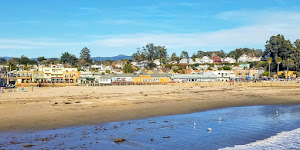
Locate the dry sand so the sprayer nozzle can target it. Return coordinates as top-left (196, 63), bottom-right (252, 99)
top-left (0, 81), bottom-right (300, 132)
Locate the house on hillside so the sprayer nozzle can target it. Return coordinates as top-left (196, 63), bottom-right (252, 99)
top-left (201, 56), bottom-right (213, 63)
top-left (224, 57), bottom-right (236, 63)
top-left (153, 59), bottom-right (161, 66)
top-left (238, 54), bottom-right (250, 62)
top-left (213, 56), bottom-right (222, 63)
top-left (179, 58), bottom-right (188, 64)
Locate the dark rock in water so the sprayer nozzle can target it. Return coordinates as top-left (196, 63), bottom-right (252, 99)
top-left (23, 144), bottom-right (34, 148)
top-left (114, 138), bottom-right (126, 143)
top-left (164, 121), bottom-right (169, 122)
top-left (136, 128), bottom-right (142, 130)
top-left (150, 122), bottom-right (156, 123)
top-left (163, 136), bottom-right (171, 138)
top-left (150, 139), bottom-right (154, 141)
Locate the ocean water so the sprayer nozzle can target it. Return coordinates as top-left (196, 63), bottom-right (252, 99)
top-left (1, 105), bottom-right (300, 150)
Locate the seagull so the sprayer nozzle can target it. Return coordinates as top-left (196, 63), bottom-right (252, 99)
top-left (194, 122), bottom-right (196, 126)
top-left (276, 111), bottom-right (279, 114)
top-left (207, 128), bottom-right (212, 131)
top-left (219, 117), bottom-right (222, 121)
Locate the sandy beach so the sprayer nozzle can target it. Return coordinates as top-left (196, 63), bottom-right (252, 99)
top-left (0, 81), bottom-right (300, 132)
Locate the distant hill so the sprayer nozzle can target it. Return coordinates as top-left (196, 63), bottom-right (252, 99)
top-left (92, 54), bottom-right (132, 61)
top-left (0, 57), bottom-right (13, 60)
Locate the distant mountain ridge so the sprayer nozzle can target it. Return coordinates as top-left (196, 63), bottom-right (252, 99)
top-left (91, 55), bottom-right (132, 61)
top-left (0, 54), bottom-right (132, 61)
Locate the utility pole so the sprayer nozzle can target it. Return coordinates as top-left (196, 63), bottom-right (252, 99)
top-left (5, 65), bottom-right (9, 86)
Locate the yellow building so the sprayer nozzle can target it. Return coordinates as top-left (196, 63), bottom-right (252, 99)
top-left (132, 75), bottom-right (169, 84)
top-left (16, 71), bottom-right (33, 84)
top-left (277, 71), bottom-right (296, 78)
top-left (63, 68), bottom-right (80, 83)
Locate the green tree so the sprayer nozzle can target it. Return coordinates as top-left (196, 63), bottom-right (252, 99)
top-left (6, 58), bottom-right (20, 70)
top-left (61, 52), bottom-right (78, 66)
top-left (197, 50), bottom-right (207, 58)
top-left (180, 51), bottom-right (189, 59)
top-left (293, 39), bottom-right (300, 71)
top-left (80, 47), bottom-right (92, 64)
top-left (265, 34), bottom-right (294, 60)
top-left (283, 58), bottom-right (294, 79)
top-left (37, 56), bottom-right (46, 63)
top-left (275, 57), bottom-right (282, 76)
top-left (222, 66), bottom-right (232, 70)
top-left (170, 53), bottom-right (178, 61)
top-left (19, 55), bottom-right (37, 65)
top-left (147, 62), bottom-right (157, 69)
top-left (227, 49), bottom-right (244, 61)
top-left (267, 57), bottom-right (272, 78)
top-left (123, 63), bottom-right (133, 73)
top-left (0, 58), bottom-right (6, 64)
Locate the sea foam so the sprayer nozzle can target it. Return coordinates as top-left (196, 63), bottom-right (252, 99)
top-left (221, 128), bottom-right (300, 150)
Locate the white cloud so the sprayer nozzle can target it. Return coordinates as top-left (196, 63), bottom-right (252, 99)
top-left (0, 10), bottom-right (300, 56)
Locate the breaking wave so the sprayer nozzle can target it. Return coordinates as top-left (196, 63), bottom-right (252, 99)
top-left (221, 128), bottom-right (300, 150)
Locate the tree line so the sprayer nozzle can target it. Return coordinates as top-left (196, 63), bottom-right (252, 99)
top-left (1, 34), bottom-right (300, 74)
top-left (0, 47), bottom-right (93, 70)
top-left (131, 34), bottom-right (300, 73)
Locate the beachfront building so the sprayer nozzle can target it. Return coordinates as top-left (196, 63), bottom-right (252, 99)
top-left (63, 68), bottom-right (80, 83)
top-left (79, 71), bottom-right (102, 84)
top-left (234, 69), bottom-right (262, 79)
top-left (16, 71), bottom-right (33, 84)
top-left (132, 75), bottom-right (169, 84)
top-left (277, 71), bottom-right (297, 79)
top-left (172, 72), bottom-right (217, 82)
top-left (51, 65), bottom-right (64, 83)
top-left (32, 70), bottom-right (44, 83)
top-left (211, 70), bottom-right (235, 81)
top-left (38, 66), bottom-right (52, 82)
top-left (98, 75), bottom-right (112, 84)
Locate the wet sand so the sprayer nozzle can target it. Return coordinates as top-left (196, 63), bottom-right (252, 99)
top-left (0, 81), bottom-right (299, 132)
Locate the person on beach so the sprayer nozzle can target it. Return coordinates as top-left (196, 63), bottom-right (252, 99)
top-left (0, 87), bottom-right (3, 93)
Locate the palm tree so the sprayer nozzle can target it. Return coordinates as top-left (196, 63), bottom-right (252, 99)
top-left (275, 57), bottom-right (282, 78)
top-left (283, 58), bottom-right (294, 80)
top-left (267, 57), bottom-right (272, 79)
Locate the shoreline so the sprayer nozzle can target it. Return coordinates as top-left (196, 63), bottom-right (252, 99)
top-left (0, 82), bottom-right (300, 132)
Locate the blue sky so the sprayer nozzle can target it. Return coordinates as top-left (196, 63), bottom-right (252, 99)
top-left (1, 0), bottom-right (300, 58)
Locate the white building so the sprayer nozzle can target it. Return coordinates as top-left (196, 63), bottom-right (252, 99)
top-left (211, 70), bottom-right (235, 81)
top-left (91, 65), bottom-right (103, 70)
top-left (238, 54), bottom-right (250, 62)
top-left (153, 59), bottom-right (161, 66)
top-left (201, 56), bottom-right (213, 63)
top-left (250, 56), bottom-right (262, 62)
top-left (179, 58), bottom-right (188, 64)
top-left (224, 57), bottom-right (236, 63)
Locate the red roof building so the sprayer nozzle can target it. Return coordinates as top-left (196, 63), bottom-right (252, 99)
top-left (213, 56), bottom-right (222, 63)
